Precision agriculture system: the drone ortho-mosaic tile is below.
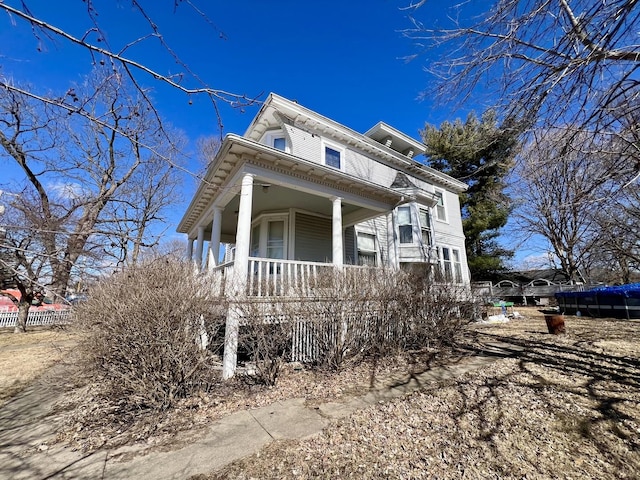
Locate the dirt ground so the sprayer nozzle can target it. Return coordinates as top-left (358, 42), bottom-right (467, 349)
top-left (203, 308), bottom-right (640, 479)
top-left (2, 310), bottom-right (639, 479)
top-left (0, 327), bottom-right (76, 406)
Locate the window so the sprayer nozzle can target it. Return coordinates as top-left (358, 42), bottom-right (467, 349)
top-left (262, 130), bottom-right (289, 153)
top-left (249, 214), bottom-right (288, 260)
top-left (452, 249), bottom-right (463, 283)
top-left (439, 247), bottom-right (463, 283)
top-left (273, 137), bottom-right (287, 151)
top-left (357, 232), bottom-right (377, 266)
top-left (397, 206), bottom-right (413, 244)
top-left (434, 190), bottom-right (447, 222)
top-left (266, 220), bottom-right (284, 259)
top-left (250, 225), bottom-right (260, 257)
top-left (323, 144), bottom-right (342, 169)
top-left (419, 208), bottom-right (432, 246)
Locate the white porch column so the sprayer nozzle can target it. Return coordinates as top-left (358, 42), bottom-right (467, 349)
top-left (223, 173), bottom-right (254, 380)
top-left (331, 196), bottom-right (343, 266)
top-left (207, 207), bottom-right (223, 271)
top-left (186, 238), bottom-right (194, 261)
top-left (232, 174), bottom-right (254, 291)
top-left (387, 211), bottom-right (399, 269)
top-left (195, 225), bottom-right (205, 270)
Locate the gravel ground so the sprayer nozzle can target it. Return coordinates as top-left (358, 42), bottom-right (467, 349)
top-left (201, 310), bottom-right (640, 479)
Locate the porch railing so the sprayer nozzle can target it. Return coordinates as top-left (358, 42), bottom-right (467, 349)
top-left (209, 257), bottom-right (362, 297)
top-left (247, 257), bottom-right (337, 297)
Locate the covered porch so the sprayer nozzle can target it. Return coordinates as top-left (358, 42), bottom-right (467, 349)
top-left (178, 134), bottom-right (405, 298)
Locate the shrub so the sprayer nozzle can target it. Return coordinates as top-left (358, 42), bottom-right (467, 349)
top-left (237, 299), bottom-right (294, 386)
top-left (73, 256), bottom-right (226, 412)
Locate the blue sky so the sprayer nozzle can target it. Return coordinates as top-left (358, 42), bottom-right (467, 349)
top-left (0, 1), bottom-right (546, 267)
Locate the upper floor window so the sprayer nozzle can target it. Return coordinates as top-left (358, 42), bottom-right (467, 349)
top-left (273, 137), bottom-right (287, 151)
top-left (419, 208), bottom-right (432, 246)
top-left (357, 232), bottom-right (377, 266)
top-left (322, 141), bottom-right (343, 170)
top-left (397, 206), bottom-right (413, 244)
top-left (434, 190), bottom-right (447, 222)
top-left (263, 130), bottom-right (289, 153)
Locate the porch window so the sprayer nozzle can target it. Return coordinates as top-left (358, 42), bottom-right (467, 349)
top-left (398, 206), bottom-right (413, 244)
top-left (434, 190), bottom-right (447, 222)
top-left (250, 225), bottom-right (260, 257)
top-left (419, 208), bottom-right (432, 246)
top-left (249, 214), bottom-right (288, 260)
top-left (267, 220), bottom-right (284, 259)
top-left (357, 232), bottom-right (377, 266)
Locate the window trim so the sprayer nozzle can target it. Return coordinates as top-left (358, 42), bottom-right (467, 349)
top-left (262, 129), bottom-right (290, 153)
top-left (250, 213), bottom-right (289, 259)
top-left (321, 140), bottom-right (344, 171)
top-left (433, 189), bottom-right (448, 223)
top-left (397, 205), bottom-right (414, 244)
top-left (418, 207), bottom-right (432, 247)
top-left (439, 246), bottom-right (463, 283)
top-left (356, 230), bottom-right (378, 266)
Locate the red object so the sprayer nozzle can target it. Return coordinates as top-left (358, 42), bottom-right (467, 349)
top-left (0, 289), bottom-right (69, 312)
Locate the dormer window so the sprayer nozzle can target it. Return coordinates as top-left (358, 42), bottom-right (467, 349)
top-left (273, 137), bottom-right (286, 151)
top-left (262, 130), bottom-right (289, 153)
top-left (322, 141), bottom-right (343, 170)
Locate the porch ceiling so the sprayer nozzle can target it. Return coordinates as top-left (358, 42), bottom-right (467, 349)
top-left (213, 185), bottom-right (364, 242)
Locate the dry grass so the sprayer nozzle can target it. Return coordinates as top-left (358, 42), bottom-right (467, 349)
top-left (204, 308), bottom-right (640, 479)
top-left (0, 327), bottom-right (76, 406)
top-left (3, 309), bottom-right (639, 479)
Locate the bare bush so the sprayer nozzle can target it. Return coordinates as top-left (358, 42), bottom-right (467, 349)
top-left (237, 300), bottom-right (295, 386)
top-left (290, 267), bottom-right (472, 371)
top-left (73, 256), bottom-right (226, 413)
top-left (401, 268), bottom-right (474, 351)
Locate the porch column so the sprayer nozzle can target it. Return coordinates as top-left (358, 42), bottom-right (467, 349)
top-left (207, 207), bottom-right (223, 271)
top-left (195, 225), bottom-right (205, 270)
top-left (387, 211), bottom-right (399, 269)
top-left (331, 196), bottom-right (343, 266)
top-left (223, 173), bottom-right (254, 380)
top-left (186, 238), bottom-right (194, 261)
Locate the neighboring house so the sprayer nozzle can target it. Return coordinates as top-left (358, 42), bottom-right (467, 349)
top-left (178, 93), bottom-right (469, 292)
top-left (177, 93), bottom-right (470, 378)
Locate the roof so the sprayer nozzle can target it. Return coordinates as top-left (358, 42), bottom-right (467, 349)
top-left (245, 93), bottom-right (468, 193)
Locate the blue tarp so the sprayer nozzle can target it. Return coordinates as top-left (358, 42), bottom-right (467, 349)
top-left (556, 283), bottom-right (640, 299)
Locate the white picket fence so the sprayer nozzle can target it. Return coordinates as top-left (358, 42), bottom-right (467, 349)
top-left (0, 309), bottom-right (72, 328)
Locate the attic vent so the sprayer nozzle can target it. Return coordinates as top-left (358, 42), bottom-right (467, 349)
top-left (383, 136), bottom-right (393, 147)
top-left (404, 148), bottom-right (415, 158)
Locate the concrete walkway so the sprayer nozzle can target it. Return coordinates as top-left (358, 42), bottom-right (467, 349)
top-left (0, 341), bottom-right (521, 479)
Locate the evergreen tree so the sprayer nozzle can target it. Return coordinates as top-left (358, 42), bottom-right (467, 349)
top-left (422, 110), bottom-right (520, 280)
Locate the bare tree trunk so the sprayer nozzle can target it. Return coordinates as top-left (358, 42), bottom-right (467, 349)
top-left (14, 301), bottom-right (30, 333)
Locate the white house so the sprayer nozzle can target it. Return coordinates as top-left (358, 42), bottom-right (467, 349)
top-left (178, 93), bottom-right (468, 287)
top-left (177, 94), bottom-right (469, 377)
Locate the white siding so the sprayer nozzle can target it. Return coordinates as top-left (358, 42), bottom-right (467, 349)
top-left (286, 124), bottom-right (322, 164)
top-left (294, 212), bottom-right (332, 262)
